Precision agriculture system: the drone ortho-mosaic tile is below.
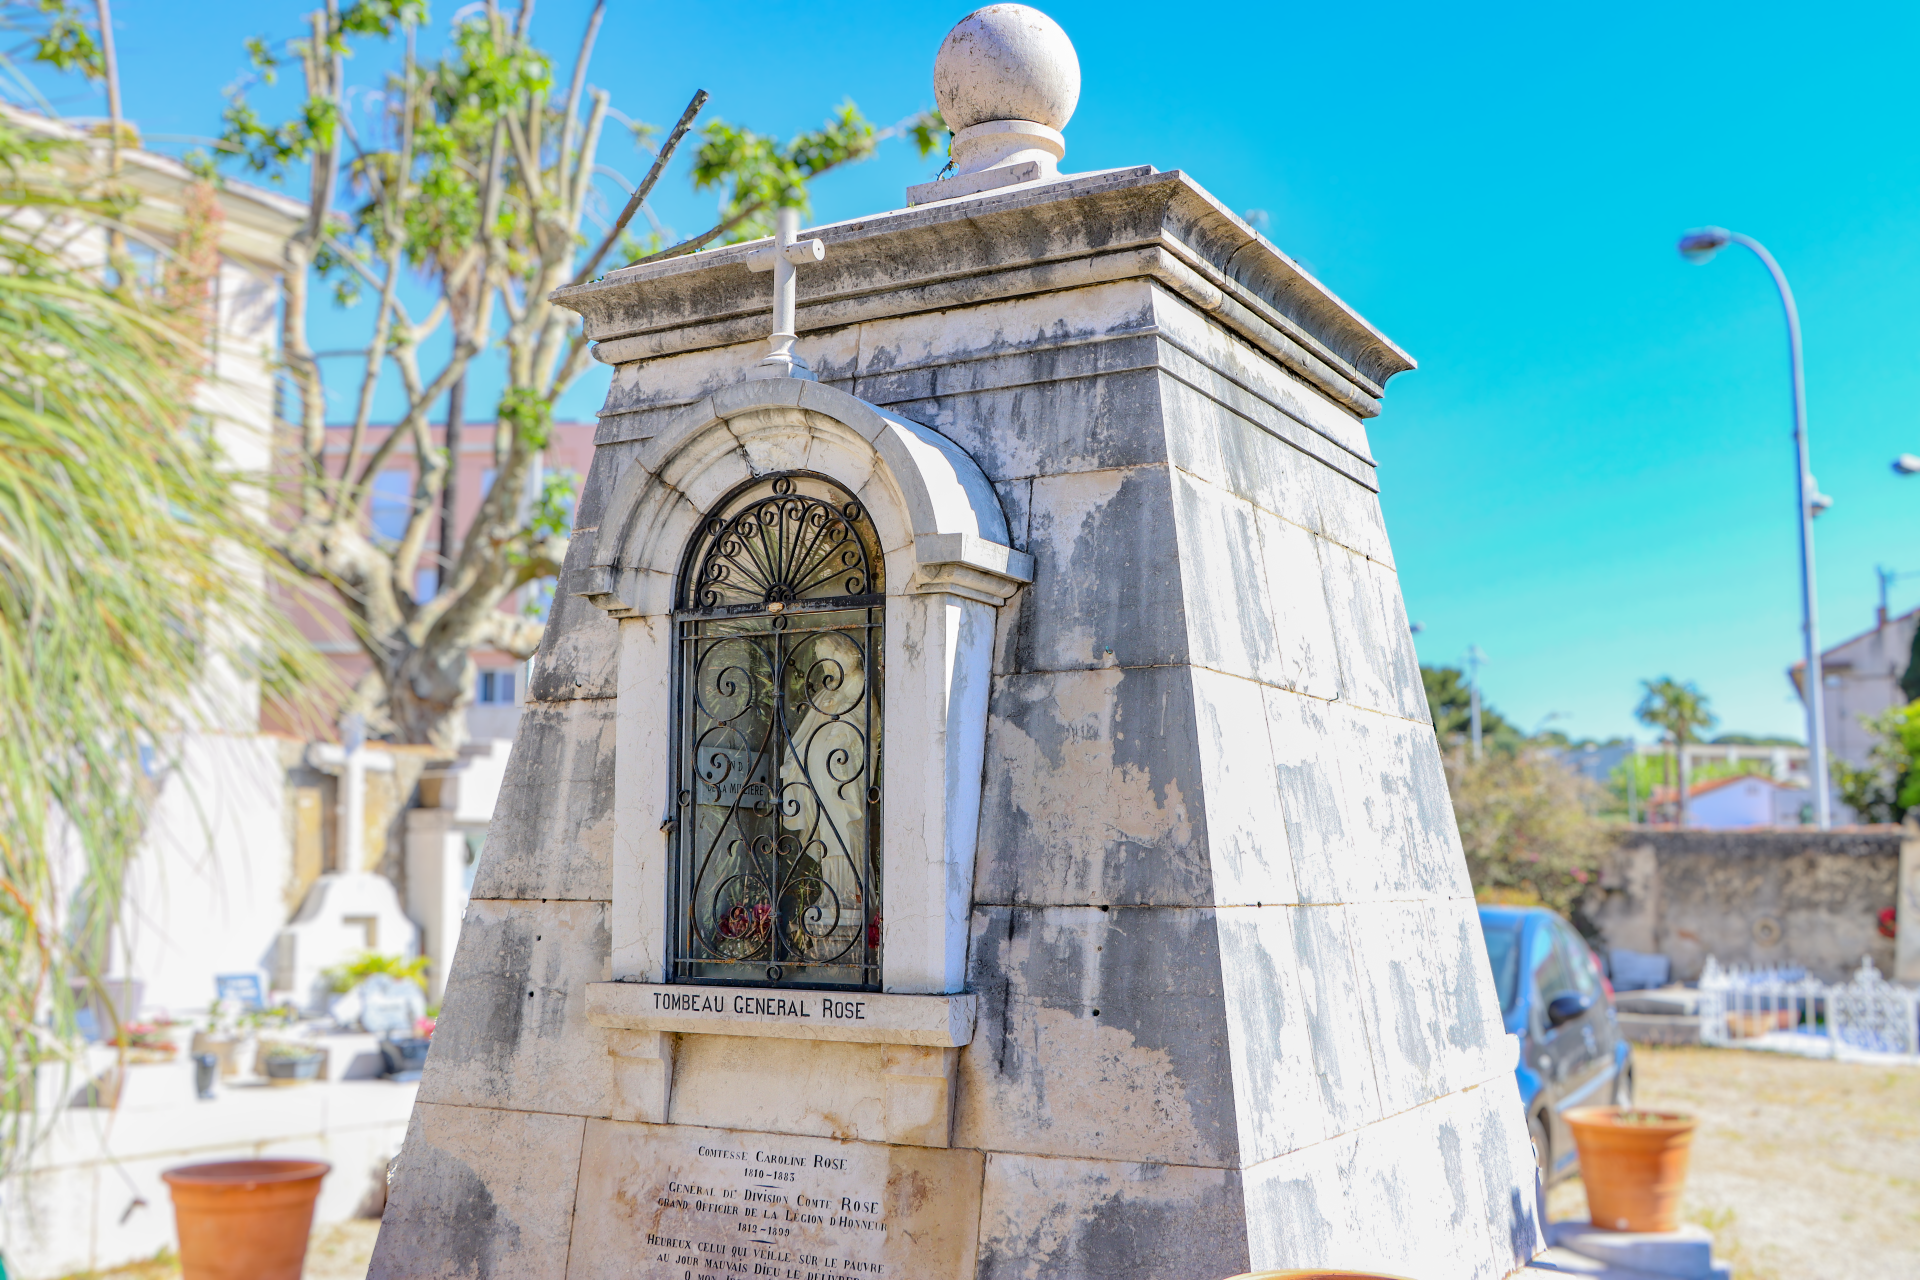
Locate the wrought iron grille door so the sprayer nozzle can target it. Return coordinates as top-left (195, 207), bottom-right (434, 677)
top-left (671, 473), bottom-right (883, 990)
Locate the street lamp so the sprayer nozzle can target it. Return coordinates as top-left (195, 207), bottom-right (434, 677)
top-left (1678, 226), bottom-right (1832, 828)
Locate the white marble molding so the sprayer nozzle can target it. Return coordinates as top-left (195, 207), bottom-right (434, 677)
top-left (569, 377), bottom-right (1033, 997)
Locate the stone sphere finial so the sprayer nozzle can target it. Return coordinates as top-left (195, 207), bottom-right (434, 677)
top-left (935, 5), bottom-right (1080, 133)
top-left (932, 5), bottom-right (1079, 184)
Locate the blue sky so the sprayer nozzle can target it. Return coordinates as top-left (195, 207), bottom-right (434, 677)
top-left (35, 1), bottom-right (1920, 742)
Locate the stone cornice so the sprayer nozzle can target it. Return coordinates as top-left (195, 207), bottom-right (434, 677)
top-left (551, 167), bottom-right (1415, 420)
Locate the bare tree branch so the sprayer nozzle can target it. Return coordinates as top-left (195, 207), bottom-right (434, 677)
top-left (570, 87), bottom-right (708, 287)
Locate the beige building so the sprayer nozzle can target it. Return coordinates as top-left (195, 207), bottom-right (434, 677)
top-left (1791, 605), bottom-right (1920, 770)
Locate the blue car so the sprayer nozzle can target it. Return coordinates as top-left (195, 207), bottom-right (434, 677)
top-left (1478, 904), bottom-right (1635, 1183)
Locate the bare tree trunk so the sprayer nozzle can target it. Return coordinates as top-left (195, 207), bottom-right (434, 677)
top-left (437, 374), bottom-right (465, 591)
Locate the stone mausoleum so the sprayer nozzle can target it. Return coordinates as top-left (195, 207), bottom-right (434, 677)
top-left (372, 7), bottom-right (1544, 1277)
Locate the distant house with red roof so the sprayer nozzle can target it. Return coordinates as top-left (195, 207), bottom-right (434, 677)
top-left (1649, 773), bottom-right (1812, 829)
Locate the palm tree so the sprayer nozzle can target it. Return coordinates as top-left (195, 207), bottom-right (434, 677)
top-left (0, 115), bottom-right (326, 1171)
top-left (1634, 678), bottom-right (1718, 826)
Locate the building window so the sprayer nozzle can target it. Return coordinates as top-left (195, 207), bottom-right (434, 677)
top-left (671, 473), bottom-right (883, 990)
top-left (370, 470), bottom-right (412, 544)
top-left (477, 670), bottom-right (515, 705)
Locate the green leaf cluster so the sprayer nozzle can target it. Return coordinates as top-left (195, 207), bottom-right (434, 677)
top-left (1832, 700), bottom-right (1920, 824)
top-left (1421, 664), bottom-right (1522, 753)
top-left (692, 102), bottom-right (877, 242)
top-left (322, 950), bottom-right (430, 994)
top-left (1633, 676), bottom-right (1716, 748)
top-left (1447, 747), bottom-right (1608, 922)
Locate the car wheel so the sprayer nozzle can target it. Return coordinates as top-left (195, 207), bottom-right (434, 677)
top-left (1529, 1111), bottom-right (1551, 1183)
top-left (1612, 1062), bottom-right (1635, 1109)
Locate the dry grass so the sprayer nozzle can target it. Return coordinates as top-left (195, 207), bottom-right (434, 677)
top-left (1546, 1044), bottom-right (1920, 1279)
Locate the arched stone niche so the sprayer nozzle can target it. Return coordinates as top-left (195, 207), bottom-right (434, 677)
top-left (569, 378), bottom-right (1031, 998)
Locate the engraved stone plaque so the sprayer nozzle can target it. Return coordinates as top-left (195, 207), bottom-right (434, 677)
top-left (569, 1120), bottom-right (983, 1280)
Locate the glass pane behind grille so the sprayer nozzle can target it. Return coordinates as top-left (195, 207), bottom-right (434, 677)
top-left (672, 475), bottom-right (882, 990)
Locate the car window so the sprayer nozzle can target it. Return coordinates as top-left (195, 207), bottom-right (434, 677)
top-left (1530, 922), bottom-right (1575, 1006)
top-left (1556, 923), bottom-right (1602, 1000)
top-left (1480, 920), bottom-right (1522, 1014)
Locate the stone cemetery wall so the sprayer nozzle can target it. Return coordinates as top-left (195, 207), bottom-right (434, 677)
top-left (1591, 828), bottom-right (1903, 982)
top-left (370, 165), bottom-right (1542, 1280)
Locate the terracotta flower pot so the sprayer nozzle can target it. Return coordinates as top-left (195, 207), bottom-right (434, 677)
top-left (162, 1158), bottom-right (330, 1280)
top-left (1563, 1105), bottom-right (1697, 1232)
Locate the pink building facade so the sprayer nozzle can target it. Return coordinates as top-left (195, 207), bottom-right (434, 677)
top-left (273, 418), bottom-right (598, 743)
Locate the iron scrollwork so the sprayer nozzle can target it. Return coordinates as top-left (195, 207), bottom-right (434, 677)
top-left (672, 474), bottom-right (883, 990)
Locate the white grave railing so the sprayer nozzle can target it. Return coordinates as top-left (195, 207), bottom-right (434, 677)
top-left (1698, 955), bottom-right (1920, 1057)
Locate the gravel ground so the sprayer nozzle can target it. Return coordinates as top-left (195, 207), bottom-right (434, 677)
top-left (1545, 1043), bottom-right (1920, 1280)
top-left (302, 1220), bottom-right (381, 1279)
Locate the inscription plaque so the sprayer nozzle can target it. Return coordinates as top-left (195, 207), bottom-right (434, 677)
top-left (585, 983), bottom-right (975, 1046)
top-left (569, 1120), bottom-right (982, 1280)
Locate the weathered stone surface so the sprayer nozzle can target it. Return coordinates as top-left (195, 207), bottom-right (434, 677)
top-left (1240, 1077), bottom-right (1543, 1280)
top-left (1012, 464), bottom-right (1185, 673)
top-left (1151, 285), bottom-right (1376, 470)
top-left (1284, 904), bottom-right (1388, 1135)
top-left (884, 359), bottom-right (1169, 489)
top-left (956, 904), bottom-right (1238, 1166)
top-left (1212, 907), bottom-right (1334, 1163)
top-left (1161, 373), bottom-right (1326, 538)
top-left (571, 437), bottom-right (643, 533)
top-left (470, 698), bottom-right (616, 902)
top-left (1319, 540), bottom-right (1421, 721)
top-left (568, 1120), bottom-right (985, 1280)
top-left (1343, 897), bottom-right (1508, 1114)
top-left (1311, 453), bottom-right (1397, 569)
top-left (1591, 829), bottom-right (1903, 981)
top-left (369, 1102), bottom-right (585, 1279)
top-left (530, 566), bottom-right (621, 702)
top-left (974, 1151), bottom-right (1250, 1280)
top-left (666, 1035), bottom-right (889, 1143)
top-left (1261, 688), bottom-right (1465, 906)
top-left (974, 665), bottom-right (1211, 907)
top-left (1252, 507), bottom-right (1344, 700)
top-left (1170, 469), bottom-right (1279, 686)
top-left (419, 899), bottom-right (612, 1118)
top-left (1185, 666), bottom-right (1293, 907)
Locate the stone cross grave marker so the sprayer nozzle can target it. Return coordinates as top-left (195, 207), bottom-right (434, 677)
top-left (746, 206), bottom-right (825, 382)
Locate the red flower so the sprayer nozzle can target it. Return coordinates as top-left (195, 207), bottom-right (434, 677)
top-left (1879, 907), bottom-right (1898, 940)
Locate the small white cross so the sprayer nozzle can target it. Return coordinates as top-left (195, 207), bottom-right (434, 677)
top-left (746, 207), bottom-right (826, 380)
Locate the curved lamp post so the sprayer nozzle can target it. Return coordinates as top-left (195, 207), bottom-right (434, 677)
top-left (1678, 227), bottom-right (1831, 828)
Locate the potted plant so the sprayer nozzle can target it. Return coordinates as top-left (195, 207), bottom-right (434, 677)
top-left (378, 1010), bottom-right (436, 1081)
top-left (121, 1020), bottom-right (180, 1065)
top-left (163, 1158), bottom-right (330, 1279)
top-left (1563, 1106), bottom-right (1698, 1232)
top-left (260, 1041), bottom-right (326, 1087)
top-left (190, 999), bottom-right (249, 1080)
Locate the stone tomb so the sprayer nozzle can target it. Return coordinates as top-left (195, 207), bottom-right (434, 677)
top-left (372, 8), bottom-right (1544, 1278)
